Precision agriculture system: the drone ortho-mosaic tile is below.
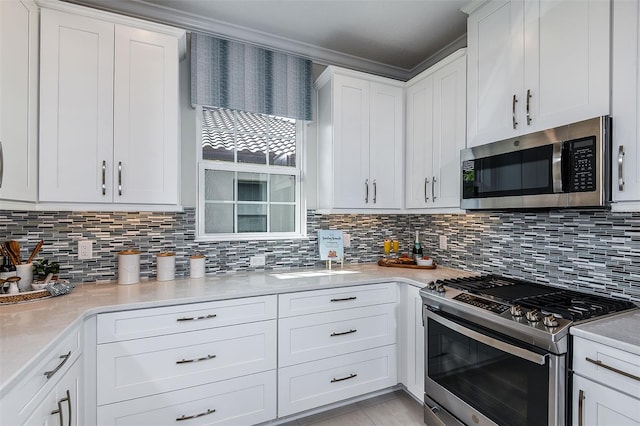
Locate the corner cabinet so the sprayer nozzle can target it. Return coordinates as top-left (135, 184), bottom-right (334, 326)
top-left (465, 0), bottom-right (610, 148)
top-left (0, 0), bottom-right (38, 203)
top-left (39, 5), bottom-right (184, 206)
top-left (405, 49), bottom-right (466, 210)
top-left (316, 67), bottom-right (404, 211)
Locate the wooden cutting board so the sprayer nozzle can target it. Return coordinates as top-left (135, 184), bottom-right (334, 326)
top-left (377, 258), bottom-right (437, 269)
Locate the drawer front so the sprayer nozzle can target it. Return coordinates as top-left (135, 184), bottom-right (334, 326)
top-left (3, 325), bottom-right (82, 421)
top-left (97, 320), bottom-right (277, 405)
top-left (279, 303), bottom-right (397, 366)
top-left (97, 370), bottom-right (277, 426)
top-left (278, 345), bottom-right (397, 417)
top-left (279, 283), bottom-right (397, 317)
top-left (573, 336), bottom-right (640, 398)
top-left (97, 295), bottom-right (277, 343)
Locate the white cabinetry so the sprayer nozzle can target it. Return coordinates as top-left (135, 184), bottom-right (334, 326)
top-left (95, 296), bottom-right (277, 425)
top-left (316, 67), bottom-right (403, 211)
top-left (39, 5), bottom-right (183, 206)
top-left (405, 49), bottom-right (466, 210)
top-left (465, 0), bottom-right (610, 148)
top-left (398, 284), bottom-right (424, 401)
top-left (278, 284), bottom-right (398, 416)
top-left (0, 0), bottom-right (38, 203)
top-left (571, 336), bottom-right (640, 425)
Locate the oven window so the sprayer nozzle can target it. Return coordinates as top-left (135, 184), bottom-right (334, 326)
top-left (427, 318), bottom-right (549, 426)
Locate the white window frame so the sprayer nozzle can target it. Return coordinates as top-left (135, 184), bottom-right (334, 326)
top-left (195, 106), bottom-right (307, 241)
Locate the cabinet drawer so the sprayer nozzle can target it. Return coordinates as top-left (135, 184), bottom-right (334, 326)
top-left (279, 283), bottom-right (397, 317)
top-left (3, 325), bottom-right (82, 421)
top-left (97, 295), bottom-right (277, 343)
top-left (278, 345), bottom-right (397, 417)
top-left (97, 370), bottom-right (276, 425)
top-left (279, 303), bottom-right (397, 366)
top-left (573, 336), bottom-right (640, 398)
top-left (572, 374), bottom-right (640, 426)
top-left (97, 320), bottom-right (276, 405)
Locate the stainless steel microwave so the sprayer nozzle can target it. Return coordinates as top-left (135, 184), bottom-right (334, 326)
top-left (460, 116), bottom-right (611, 210)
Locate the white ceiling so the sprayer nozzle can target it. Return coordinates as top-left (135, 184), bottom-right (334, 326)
top-left (64, 0), bottom-right (470, 80)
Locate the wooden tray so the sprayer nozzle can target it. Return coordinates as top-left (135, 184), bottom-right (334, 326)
top-left (0, 289), bottom-right (52, 305)
top-left (377, 258), bottom-right (437, 269)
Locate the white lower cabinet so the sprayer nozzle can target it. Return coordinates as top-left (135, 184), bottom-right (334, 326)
top-left (399, 284), bottom-right (424, 400)
top-left (97, 370), bottom-right (276, 425)
top-left (572, 375), bottom-right (640, 426)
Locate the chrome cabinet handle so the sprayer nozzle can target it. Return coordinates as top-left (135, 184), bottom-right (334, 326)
top-left (51, 389), bottom-right (71, 426)
top-left (432, 176), bottom-right (437, 201)
top-left (44, 351), bottom-right (71, 379)
top-left (526, 89), bottom-right (532, 125)
top-left (365, 179), bottom-right (369, 203)
top-left (176, 354), bottom-right (216, 364)
top-left (585, 357), bottom-right (640, 381)
top-left (101, 161), bottom-right (106, 196)
top-left (330, 329), bottom-right (357, 337)
top-left (424, 177), bottom-right (429, 202)
top-left (176, 408), bottom-right (216, 422)
top-left (0, 140), bottom-right (4, 189)
top-left (331, 373), bottom-right (357, 383)
top-left (330, 296), bottom-right (356, 302)
top-left (118, 161), bottom-right (123, 196)
top-left (578, 389), bottom-right (585, 426)
top-left (618, 145), bottom-right (625, 191)
top-left (176, 313), bottom-right (217, 322)
top-left (512, 94), bottom-right (518, 129)
top-left (373, 179), bottom-right (377, 204)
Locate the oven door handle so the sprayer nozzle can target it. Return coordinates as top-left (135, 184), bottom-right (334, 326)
top-left (426, 310), bottom-right (547, 365)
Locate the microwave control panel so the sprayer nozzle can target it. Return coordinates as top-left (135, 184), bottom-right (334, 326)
top-left (567, 137), bottom-right (596, 192)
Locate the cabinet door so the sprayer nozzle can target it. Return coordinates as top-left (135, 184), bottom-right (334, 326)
top-left (467, 0), bottom-right (524, 147)
top-left (0, 0), bottom-right (38, 202)
top-left (401, 285), bottom-right (424, 401)
top-left (39, 9), bottom-right (114, 202)
top-left (332, 74), bottom-right (370, 208)
top-left (369, 82), bottom-right (403, 209)
top-left (113, 25), bottom-right (179, 204)
top-left (572, 375), bottom-right (640, 426)
top-left (527, 0), bottom-right (610, 132)
top-left (432, 54), bottom-right (466, 208)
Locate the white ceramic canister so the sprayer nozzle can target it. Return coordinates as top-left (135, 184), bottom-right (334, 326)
top-left (118, 249), bottom-right (140, 285)
top-left (157, 252), bottom-right (176, 281)
top-left (190, 254), bottom-right (205, 278)
top-left (15, 263), bottom-right (33, 291)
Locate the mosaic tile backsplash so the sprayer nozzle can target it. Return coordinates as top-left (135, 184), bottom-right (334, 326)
top-left (1, 208), bottom-right (639, 302)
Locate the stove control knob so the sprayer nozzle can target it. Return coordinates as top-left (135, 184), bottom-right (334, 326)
top-left (427, 282), bottom-right (437, 291)
top-left (510, 305), bottom-right (524, 317)
top-left (525, 309), bottom-right (541, 323)
top-left (543, 315), bottom-right (559, 327)
top-left (436, 284), bottom-right (446, 293)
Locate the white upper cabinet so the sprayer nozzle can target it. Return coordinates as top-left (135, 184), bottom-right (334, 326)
top-left (316, 68), bottom-right (403, 211)
top-left (466, 0), bottom-right (610, 148)
top-left (405, 50), bottom-right (466, 210)
top-left (0, 0), bottom-right (39, 203)
top-left (39, 5), bottom-right (183, 207)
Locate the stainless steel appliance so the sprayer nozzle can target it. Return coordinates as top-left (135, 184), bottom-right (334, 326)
top-left (460, 116), bottom-right (611, 210)
top-left (420, 275), bottom-right (637, 426)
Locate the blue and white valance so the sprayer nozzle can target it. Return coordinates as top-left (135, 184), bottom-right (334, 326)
top-left (191, 33), bottom-right (313, 121)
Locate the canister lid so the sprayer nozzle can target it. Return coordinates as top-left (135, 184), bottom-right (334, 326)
top-left (119, 249), bottom-right (140, 255)
top-left (157, 251), bottom-right (175, 257)
top-left (190, 254), bottom-right (205, 259)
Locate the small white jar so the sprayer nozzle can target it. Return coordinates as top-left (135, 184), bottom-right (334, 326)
top-left (157, 252), bottom-right (176, 281)
top-left (118, 249), bottom-right (140, 285)
top-left (190, 254), bottom-right (205, 278)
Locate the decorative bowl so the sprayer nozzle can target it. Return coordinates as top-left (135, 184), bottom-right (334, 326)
top-left (416, 258), bottom-right (434, 267)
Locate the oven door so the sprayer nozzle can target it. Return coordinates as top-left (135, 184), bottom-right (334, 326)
top-left (424, 307), bottom-right (565, 426)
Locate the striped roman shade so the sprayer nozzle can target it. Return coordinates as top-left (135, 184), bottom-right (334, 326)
top-left (190, 33), bottom-right (313, 121)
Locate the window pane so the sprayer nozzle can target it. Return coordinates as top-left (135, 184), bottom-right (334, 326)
top-left (236, 110), bottom-right (267, 133)
top-left (205, 170), bottom-right (235, 201)
top-left (270, 175), bottom-right (295, 202)
top-left (238, 204), bottom-right (267, 232)
top-left (205, 203), bottom-right (234, 233)
top-left (237, 173), bottom-right (267, 201)
top-left (237, 133), bottom-right (267, 164)
top-left (269, 116), bottom-right (296, 166)
top-left (270, 204), bottom-right (295, 232)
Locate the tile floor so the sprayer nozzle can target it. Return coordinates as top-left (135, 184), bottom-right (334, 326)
top-left (281, 390), bottom-right (424, 426)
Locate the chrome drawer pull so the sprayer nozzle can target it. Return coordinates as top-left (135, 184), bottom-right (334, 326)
top-left (424, 177), bottom-right (429, 202)
top-left (512, 94), bottom-right (518, 129)
top-left (44, 351), bottom-right (71, 379)
top-left (51, 390), bottom-right (71, 426)
top-left (578, 389), bottom-right (585, 426)
top-left (176, 408), bottom-right (216, 422)
top-left (118, 161), bottom-right (123, 196)
top-left (373, 179), bottom-right (377, 204)
top-left (526, 89), bottom-right (532, 125)
top-left (330, 296), bottom-right (356, 302)
top-left (585, 357), bottom-right (640, 381)
top-left (101, 160), bottom-right (106, 196)
top-left (618, 145), bottom-right (625, 191)
top-left (330, 329), bottom-right (357, 337)
top-left (331, 373), bottom-right (357, 383)
top-left (365, 179), bottom-right (369, 203)
top-left (176, 313), bottom-right (217, 322)
top-left (432, 176), bottom-right (437, 201)
top-left (176, 354), bottom-right (216, 364)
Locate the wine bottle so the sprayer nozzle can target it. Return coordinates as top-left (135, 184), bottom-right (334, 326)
top-left (412, 231), bottom-right (423, 262)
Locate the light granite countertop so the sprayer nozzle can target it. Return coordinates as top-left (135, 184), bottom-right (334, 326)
top-left (0, 263), bottom-right (473, 395)
top-left (570, 309), bottom-right (640, 356)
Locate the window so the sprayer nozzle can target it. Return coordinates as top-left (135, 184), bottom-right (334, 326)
top-left (198, 107), bottom-right (305, 240)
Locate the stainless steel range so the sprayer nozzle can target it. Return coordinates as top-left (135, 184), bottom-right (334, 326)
top-left (420, 275), bottom-right (637, 426)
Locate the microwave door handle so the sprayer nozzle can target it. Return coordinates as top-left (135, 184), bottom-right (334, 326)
top-left (426, 310), bottom-right (546, 365)
top-left (553, 142), bottom-right (564, 193)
